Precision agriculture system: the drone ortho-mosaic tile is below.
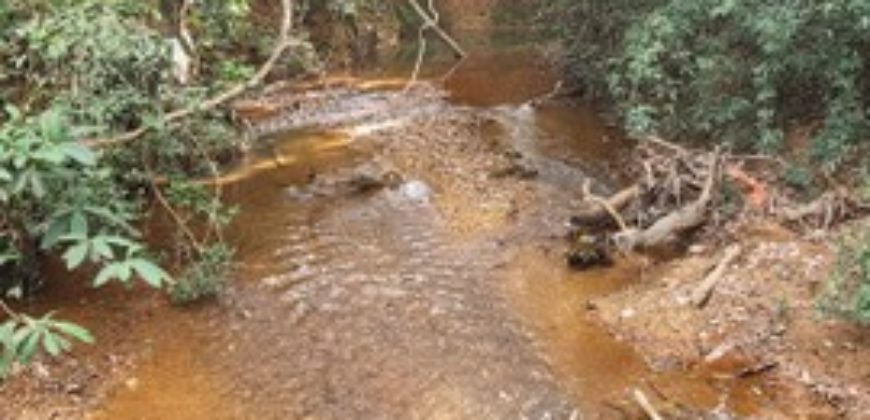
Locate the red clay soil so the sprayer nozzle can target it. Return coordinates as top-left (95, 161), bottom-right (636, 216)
top-left (591, 220), bottom-right (870, 418)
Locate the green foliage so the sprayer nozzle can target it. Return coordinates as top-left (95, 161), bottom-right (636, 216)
top-left (821, 224), bottom-right (870, 324)
top-left (169, 244), bottom-right (233, 305)
top-left (560, 0), bottom-right (870, 171)
top-left (0, 312), bottom-right (93, 379)
top-left (556, 0), bottom-right (666, 99)
top-left (0, 0), bottom-right (260, 375)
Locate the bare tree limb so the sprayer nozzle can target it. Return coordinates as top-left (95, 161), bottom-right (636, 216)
top-left (582, 179), bottom-right (630, 232)
top-left (615, 149), bottom-right (721, 251)
top-left (571, 184), bottom-right (641, 227)
top-left (407, 0), bottom-right (466, 58)
top-left (83, 0), bottom-right (295, 149)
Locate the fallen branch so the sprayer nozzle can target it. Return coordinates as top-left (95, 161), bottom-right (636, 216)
top-left (581, 179), bottom-right (630, 232)
top-left (571, 184), bottom-right (641, 228)
top-left (690, 244), bottom-right (742, 308)
top-left (615, 150), bottom-right (721, 251)
top-left (83, 0), bottom-right (295, 149)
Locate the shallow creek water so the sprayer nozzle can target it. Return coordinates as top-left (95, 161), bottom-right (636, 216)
top-left (7, 43), bottom-right (764, 419)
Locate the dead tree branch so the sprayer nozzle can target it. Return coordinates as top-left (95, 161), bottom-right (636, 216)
top-left (407, 0), bottom-right (466, 59)
top-left (571, 184), bottom-right (641, 227)
top-left (614, 150), bottom-right (721, 251)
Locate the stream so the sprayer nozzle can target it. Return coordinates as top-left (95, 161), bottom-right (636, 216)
top-left (3, 38), bottom-right (761, 419)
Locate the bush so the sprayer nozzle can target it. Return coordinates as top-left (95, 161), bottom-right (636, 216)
top-left (822, 224), bottom-right (870, 324)
top-left (0, 0), bottom-right (239, 375)
top-left (560, 0), bottom-right (870, 171)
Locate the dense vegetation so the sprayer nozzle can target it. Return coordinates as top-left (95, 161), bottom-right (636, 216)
top-left (557, 0), bottom-right (870, 321)
top-left (0, 0), bottom-right (394, 378)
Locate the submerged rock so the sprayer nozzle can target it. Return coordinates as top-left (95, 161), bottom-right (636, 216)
top-left (566, 229), bottom-right (613, 270)
top-left (396, 180), bottom-right (432, 203)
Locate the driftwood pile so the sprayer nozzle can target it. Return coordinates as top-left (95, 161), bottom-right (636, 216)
top-left (569, 138), bottom-right (723, 259)
top-left (567, 136), bottom-right (867, 267)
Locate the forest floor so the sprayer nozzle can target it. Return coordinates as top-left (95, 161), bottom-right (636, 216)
top-left (591, 217), bottom-right (870, 418)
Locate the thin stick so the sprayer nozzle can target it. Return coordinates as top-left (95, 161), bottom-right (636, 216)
top-left (404, 17), bottom-right (431, 92)
top-left (145, 164), bottom-right (205, 254)
top-left (0, 298), bottom-right (20, 321)
top-left (582, 180), bottom-right (629, 232)
top-left (407, 0), bottom-right (466, 58)
top-left (633, 388), bottom-right (663, 420)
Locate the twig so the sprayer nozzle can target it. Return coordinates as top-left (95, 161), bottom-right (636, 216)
top-left (0, 298), bottom-right (20, 321)
top-left (83, 0), bottom-right (295, 149)
top-left (407, 0), bottom-right (466, 59)
top-left (633, 388), bottom-right (663, 420)
top-left (691, 244), bottom-right (742, 308)
top-left (404, 12), bottom-right (430, 92)
top-left (145, 164), bottom-right (205, 255)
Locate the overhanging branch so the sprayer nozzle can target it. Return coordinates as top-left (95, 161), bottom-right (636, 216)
top-left (83, 0), bottom-right (295, 149)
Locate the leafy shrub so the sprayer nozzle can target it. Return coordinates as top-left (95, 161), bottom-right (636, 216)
top-left (555, 0), bottom-right (666, 98)
top-left (560, 0), bottom-right (870, 171)
top-left (169, 244), bottom-right (233, 305)
top-left (1, 312), bottom-right (94, 379)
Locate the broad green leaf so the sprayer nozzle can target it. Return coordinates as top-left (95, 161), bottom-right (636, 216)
top-left (62, 241), bottom-right (90, 270)
top-left (51, 321), bottom-right (94, 344)
top-left (91, 238), bottom-right (114, 260)
top-left (0, 322), bottom-right (14, 345)
top-left (17, 330), bottom-right (41, 364)
top-left (41, 331), bottom-right (61, 357)
top-left (85, 207), bottom-right (138, 235)
top-left (39, 110), bottom-right (66, 143)
top-left (41, 218), bottom-right (68, 250)
top-left (70, 211), bottom-right (88, 237)
top-left (33, 147), bottom-right (65, 164)
top-left (130, 259), bottom-right (169, 288)
top-left (94, 264), bottom-right (121, 287)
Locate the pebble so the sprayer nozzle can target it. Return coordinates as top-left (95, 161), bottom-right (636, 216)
top-left (397, 180), bottom-right (432, 203)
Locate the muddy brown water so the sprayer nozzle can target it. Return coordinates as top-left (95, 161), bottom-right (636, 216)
top-left (3, 45), bottom-right (764, 419)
